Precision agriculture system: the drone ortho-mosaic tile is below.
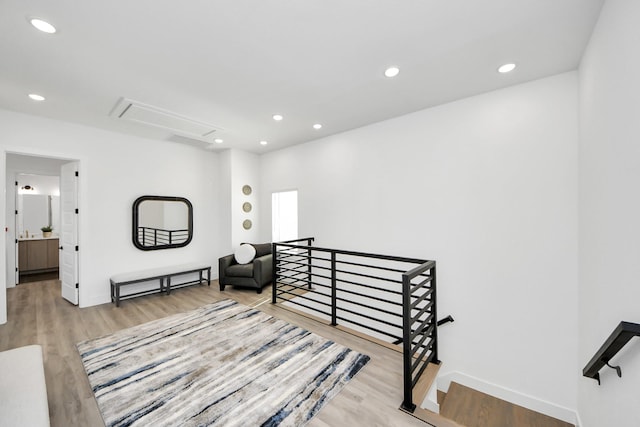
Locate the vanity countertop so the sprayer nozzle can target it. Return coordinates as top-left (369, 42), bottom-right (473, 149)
top-left (18, 235), bottom-right (60, 241)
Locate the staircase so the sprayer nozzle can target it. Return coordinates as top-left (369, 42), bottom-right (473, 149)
top-left (407, 381), bottom-right (575, 427)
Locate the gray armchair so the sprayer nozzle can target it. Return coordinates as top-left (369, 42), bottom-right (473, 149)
top-left (218, 243), bottom-right (273, 293)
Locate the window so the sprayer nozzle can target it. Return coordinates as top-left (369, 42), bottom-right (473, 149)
top-left (272, 190), bottom-right (298, 242)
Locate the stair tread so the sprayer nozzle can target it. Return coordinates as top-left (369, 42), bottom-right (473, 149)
top-left (413, 362), bottom-right (441, 404)
top-left (439, 382), bottom-right (574, 427)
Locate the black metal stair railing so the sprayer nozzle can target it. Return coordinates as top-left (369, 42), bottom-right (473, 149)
top-left (271, 237), bottom-right (438, 413)
top-left (583, 321), bottom-right (640, 385)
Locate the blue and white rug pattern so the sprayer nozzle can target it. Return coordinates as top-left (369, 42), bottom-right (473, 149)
top-left (77, 299), bottom-right (370, 427)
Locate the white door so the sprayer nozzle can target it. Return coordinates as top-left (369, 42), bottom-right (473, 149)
top-left (60, 162), bottom-right (79, 305)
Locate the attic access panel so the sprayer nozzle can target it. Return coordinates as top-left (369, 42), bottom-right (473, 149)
top-left (111, 98), bottom-right (223, 143)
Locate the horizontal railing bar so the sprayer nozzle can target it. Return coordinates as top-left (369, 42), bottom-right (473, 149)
top-left (410, 275), bottom-right (434, 291)
top-left (275, 253), bottom-right (316, 262)
top-left (276, 280), bottom-right (312, 291)
top-left (336, 287), bottom-right (403, 307)
top-left (334, 268), bottom-right (403, 285)
top-left (335, 296), bottom-right (401, 318)
top-left (277, 298), bottom-right (331, 319)
top-left (410, 325), bottom-right (435, 358)
top-left (274, 242), bottom-right (431, 265)
top-left (411, 305), bottom-right (434, 327)
top-left (412, 351), bottom-right (437, 388)
top-left (410, 314), bottom-right (435, 342)
top-left (410, 288), bottom-right (434, 310)
top-left (279, 278), bottom-right (331, 290)
top-left (277, 266), bottom-right (309, 275)
top-left (335, 259), bottom-right (411, 274)
top-left (278, 237), bottom-right (316, 244)
top-left (337, 305), bottom-right (403, 329)
top-left (335, 316), bottom-right (402, 340)
top-left (276, 262), bottom-right (309, 271)
top-left (276, 290), bottom-right (332, 307)
top-left (411, 337), bottom-right (435, 374)
top-left (276, 253), bottom-right (332, 264)
top-left (335, 277), bottom-right (404, 295)
top-left (403, 260), bottom-right (436, 280)
top-left (276, 270), bottom-right (310, 281)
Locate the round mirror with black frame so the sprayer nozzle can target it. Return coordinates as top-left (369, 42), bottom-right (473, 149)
top-left (132, 195), bottom-right (193, 250)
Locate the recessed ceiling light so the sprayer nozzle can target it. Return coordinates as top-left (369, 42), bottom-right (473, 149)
top-left (272, 114), bottom-right (283, 121)
top-left (313, 124), bottom-right (322, 130)
top-left (498, 63), bottom-right (516, 73)
top-left (28, 93), bottom-right (45, 101)
top-left (384, 66), bottom-right (400, 78)
top-left (260, 140), bottom-right (268, 146)
top-left (214, 138), bottom-right (223, 144)
top-left (29, 18), bottom-right (56, 34)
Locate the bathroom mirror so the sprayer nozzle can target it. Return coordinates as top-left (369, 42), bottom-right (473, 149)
top-left (132, 196), bottom-right (193, 250)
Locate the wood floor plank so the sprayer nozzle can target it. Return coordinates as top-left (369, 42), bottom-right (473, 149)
top-left (0, 280), bottom-right (428, 427)
top-left (440, 382), bottom-right (574, 427)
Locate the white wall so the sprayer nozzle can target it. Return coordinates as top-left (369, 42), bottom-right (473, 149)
top-left (260, 73), bottom-right (579, 415)
top-left (578, 1), bottom-right (640, 426)
top-left (229, 149), bottom-right (260, 248)
top-left (0, 109), bottom-right (223, 322)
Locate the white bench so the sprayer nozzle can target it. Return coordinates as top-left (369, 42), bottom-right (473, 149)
top-left (110, 262), bottom-right (211, 307)
top-left (0, 345), bottom-right (50, 427)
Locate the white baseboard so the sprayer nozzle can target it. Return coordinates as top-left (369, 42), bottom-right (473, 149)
top-left (80, 292), bottom-right (111, 308)
top-left (436, 371), bottom-right (579, 426)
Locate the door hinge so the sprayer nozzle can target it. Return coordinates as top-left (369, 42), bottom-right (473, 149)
top-left (15, 181), bottom-right (18, 186)
top-left (75, 171), bottom-right (79, 177)
top-left (15, 239), bottom-right (17, 244)
top-left (15, 210), bottom-right (18, 215)
top-left (75, 245), bottom-right (79, 251)
top-left (75, 208), bottom-right (79, 214)
top-left (15, 267), bottom-right (18, 272)
top-left (75, 283), bottom-right (79, 289)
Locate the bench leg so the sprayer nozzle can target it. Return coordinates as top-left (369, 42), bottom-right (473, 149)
top-left (167, 276), bottom-right (171, 295)
top-left (116, 284), bottom-right (121, 307)
top-left (207, 268), bottom-right (211, 286)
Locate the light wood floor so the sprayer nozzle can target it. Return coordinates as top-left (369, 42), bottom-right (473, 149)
top-left (439, 382), bottom-right (574, 427)
top-left (0, 280), bottom-right (430, 427)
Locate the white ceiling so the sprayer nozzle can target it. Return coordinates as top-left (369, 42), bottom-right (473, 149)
top-left (0, 0), bottom-right (604, 153)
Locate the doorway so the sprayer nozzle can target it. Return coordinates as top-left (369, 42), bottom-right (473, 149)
top-left (272, 190), bottom-right (298, 242)
top-left (15, 173), bottom-right (61, 285)
top-left (5, 153), bottom-right (80, 306)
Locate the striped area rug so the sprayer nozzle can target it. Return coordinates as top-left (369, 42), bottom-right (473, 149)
top-left (77, 299), bottom-right (370, 427)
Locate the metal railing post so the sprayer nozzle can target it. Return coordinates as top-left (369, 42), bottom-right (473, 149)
top-left (271, 242), bottom-right (278, 304)
top-left (401, 273), bottom-right (415, 412)
top-left (331, 251), bottom-right (337, 326)
top-left (307, 238), bottom-right (312, 290)
top-left (431, 264), bottom-right (439, 363)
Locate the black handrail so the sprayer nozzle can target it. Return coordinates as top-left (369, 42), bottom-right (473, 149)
top-left (271, 237), bottom-right (438, 413)
top-left (583, 321), bottom-right (640, 385)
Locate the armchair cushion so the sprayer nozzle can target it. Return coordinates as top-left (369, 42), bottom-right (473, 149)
top-left (225, 263), bottom-right (254, 278)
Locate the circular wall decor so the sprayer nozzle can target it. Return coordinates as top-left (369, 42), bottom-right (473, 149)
top-left (242, 202), bottom-right (252, 213)
top-left (242, 219), bottom-right (252, 230)
top-left (242, 185), bottom-right (252, 195)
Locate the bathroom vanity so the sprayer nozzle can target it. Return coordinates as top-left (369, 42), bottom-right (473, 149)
top-left (18, 236), bottom-right (59, 275)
